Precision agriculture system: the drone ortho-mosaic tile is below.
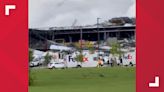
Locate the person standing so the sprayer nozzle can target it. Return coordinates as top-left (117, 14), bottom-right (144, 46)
top-left (97, 57), bottom-right (103, 68)
top-left (109, 54), bottom-right (114, 67)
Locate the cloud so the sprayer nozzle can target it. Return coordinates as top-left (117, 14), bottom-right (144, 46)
top-left (29, 0), bottom-right (135, 28)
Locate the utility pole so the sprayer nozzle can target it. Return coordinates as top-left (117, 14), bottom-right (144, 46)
top-left (50, 27), bottom-right (55, 41)
top-left (97, 18), bottom-right (100, 58)
top-left (80, 27), bottom-right (83, 53)
top-left (52, 31), bottom-right (55, 41)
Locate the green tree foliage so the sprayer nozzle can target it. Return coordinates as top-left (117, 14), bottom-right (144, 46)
top-left (74, 53), bottom-right (84, 63)
top-left (29, 50), bottom-right (34, 62)
top-left (110, 42), bottom-right (123, 66)
top-left (110, 42), bottom-right (122, 56)
top-left (85, 42), bottom-right (95, 54)
top-left (44, 53), bottom-right (52, 65)
top-left (74, 42), bottom-right (81, 50)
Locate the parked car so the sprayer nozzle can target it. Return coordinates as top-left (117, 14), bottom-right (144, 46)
top-left (47, 62), bottom-right (65, 69)
top-left (30, 60), bottom-right (40, 67)
top-left (30, 58), bottom-right (44, 67)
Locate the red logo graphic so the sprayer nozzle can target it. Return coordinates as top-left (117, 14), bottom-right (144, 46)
top-left (128, 54), bottom-right (132, 59)
top-left (83, 57), bottom-right (88, 62)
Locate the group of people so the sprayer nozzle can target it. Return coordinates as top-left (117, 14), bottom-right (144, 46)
top-left (97, 55), bottom-right (123, 68)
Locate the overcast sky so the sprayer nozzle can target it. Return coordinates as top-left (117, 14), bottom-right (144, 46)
top-left (29, 0), bottom-right (136, 28)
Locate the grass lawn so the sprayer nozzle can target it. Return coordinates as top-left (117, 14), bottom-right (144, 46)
top-left (29, 67), bottom-right (135, 92)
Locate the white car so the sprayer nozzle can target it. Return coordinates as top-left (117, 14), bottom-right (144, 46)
top-left (30, 58), bottom-right (44, 67)
top-left (47, 62), bottom-right (65, 69)
top-left (30, 60), bottom-right (40, 67)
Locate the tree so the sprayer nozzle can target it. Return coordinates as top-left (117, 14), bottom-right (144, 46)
top-left (74, 53), bottom-right (84, 66)
top-left (44, 53), bottom-right (52, 65)
top-left (29, 50), bottom-right (34, 62)
top-left (110, 43), bottom-right (122, 55)
top-left (85, 41), bottom-right (95, 54)
top-left (110, 42), bottom-right (123, 66)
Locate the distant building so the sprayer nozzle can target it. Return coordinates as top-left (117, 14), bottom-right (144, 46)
top-left (29, 25), bottom-right (135, 50)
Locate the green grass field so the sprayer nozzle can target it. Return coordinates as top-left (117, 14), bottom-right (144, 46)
top-left (29, 67), bottom-right (135, 92)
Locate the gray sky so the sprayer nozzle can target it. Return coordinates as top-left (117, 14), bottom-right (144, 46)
top-left (29, 0), bottom-right (136, 28)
